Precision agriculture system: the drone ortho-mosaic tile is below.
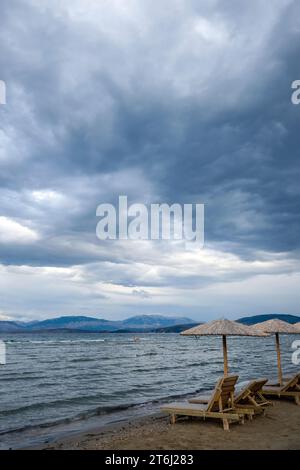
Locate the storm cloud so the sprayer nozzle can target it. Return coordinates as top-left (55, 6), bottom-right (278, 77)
top-left (0, 0), bottom-right (300, 321)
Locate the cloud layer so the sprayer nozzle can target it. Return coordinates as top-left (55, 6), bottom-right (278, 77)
top-left (0, 0), bottom-right (300, 320)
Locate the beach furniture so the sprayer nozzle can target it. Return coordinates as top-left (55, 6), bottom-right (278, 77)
top-left (262, 373), bottom-right (300, 405)
top-left (234, 378), bottom-right (271, 412)
top-left (161, 375), bottom-right (255, 431)
top-left (252, 320), bottom-right (299, 386)
top-left (181, 319), bottom-right (268, 376)
top-left (189, 377), bottom-right (271, 415)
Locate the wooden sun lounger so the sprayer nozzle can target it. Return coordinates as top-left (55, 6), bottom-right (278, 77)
top-left (233, 378), bottom-right (271, 413)
top-left (161, 375), bottom-right (254, 431)
top-left (262, 373), bottom-right (300, 405)
top-left (189, 378), bottom-right (271, 415)
top-left (267, 374), bottom-right (299, 387)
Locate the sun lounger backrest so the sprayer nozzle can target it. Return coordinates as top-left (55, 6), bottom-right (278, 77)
top-left (207, 375), bottom-right (238, 412)
top-left (249, 378), bottom-right (268, 394)
top-left (235, 378), bottom-right (267, 404)
top-left (206, 377), bottom-right (223, 412)
top-left (282, 373), bottom-right (300, 392)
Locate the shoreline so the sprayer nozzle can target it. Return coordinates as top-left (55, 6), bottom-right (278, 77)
top-left (0, 405), bottom-right (163, 450)
top-left (1, 384), bottom-right (215, 450)
top-left (1, 373), bottom-right (298, 450)
top-left (28, 412), bottom-right (165, 450)
top-left (27, 399), bottom-right (300, 450)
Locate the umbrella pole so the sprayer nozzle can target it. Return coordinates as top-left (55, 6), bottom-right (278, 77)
top-left (275, 333), bottom-right (283, 386)
top-left (222, 335), bottom-right (228, 376)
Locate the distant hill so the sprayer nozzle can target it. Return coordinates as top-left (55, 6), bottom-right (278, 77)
top-left (2, 313), bottom-right (298, 334)
top-left (150, 322), bottom-right (199, 333)
top-left (0, 314), bottom-right (195, 333)
top-left (0, 321), bottom-right (27, 332)
top-left (121, 315), bottom-right (193, 329)
top-left (237, 314), bottom-right (300, 325)
top-left (28, 316), bottom-right (121, 332)
top-left (114, 322), bottom-right (199, 333)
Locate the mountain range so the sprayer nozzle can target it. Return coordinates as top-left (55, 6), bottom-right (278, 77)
top-left (0, 314), bottom-right (194, 333)
top-left (237, 313), bottom-right (300, 325)
top-left (0, 313), bottom-right (299, 333)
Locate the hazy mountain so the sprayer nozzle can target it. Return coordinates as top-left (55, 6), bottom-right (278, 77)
top-left (0, 314), bottom-right (194, 333)
top-left (145, 322), bottom-right (199, 333)
top-left (2, 313), bottom-right (297, 333)
top-left (29, 316), bottom-right (121, 331)
top-left (121, 315), bottom-right (193, 329)
top-left (0, 321), bottom-right (27, 332)
top-left (237, 314), bottom-right (300, 325)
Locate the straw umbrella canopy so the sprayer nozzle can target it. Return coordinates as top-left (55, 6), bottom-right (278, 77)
top-left (181, 319), bottom-right (268, 376)
top-left (295, 322), bottom-right (300, 332)
top-left (253, 319), bottom-right (299, 386)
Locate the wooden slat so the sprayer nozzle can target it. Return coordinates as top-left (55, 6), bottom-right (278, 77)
top-left (282, 373), bottom-right (300, 392)
top-left (263, 390), bottom-right (300, 397)
top-left (161, 407), bottom-right (241, 421)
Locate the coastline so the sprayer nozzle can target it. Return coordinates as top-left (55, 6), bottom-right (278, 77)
top-left (29, 399), bottom-right (300, 450)
top-left (1, 331), bottom-right (299, 450)
top-left (0, 389), bottom-right (204, 450)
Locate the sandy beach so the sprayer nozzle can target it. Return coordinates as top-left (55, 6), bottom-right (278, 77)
top-left (35, 399), bottom-right (300, 450)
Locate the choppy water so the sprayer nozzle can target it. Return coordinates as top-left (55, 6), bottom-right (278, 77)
top-left (0, 332), bottom-right (298, 448)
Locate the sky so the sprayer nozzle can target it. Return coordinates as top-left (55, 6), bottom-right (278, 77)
top-left (0, 0), bottom-right (300, 322)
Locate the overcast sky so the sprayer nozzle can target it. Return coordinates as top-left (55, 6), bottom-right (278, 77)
top-left (0, 0), bottom-right (300, 322)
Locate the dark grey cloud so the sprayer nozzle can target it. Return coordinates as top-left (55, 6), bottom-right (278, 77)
top-left (0, 0), bottom-right (300, 319)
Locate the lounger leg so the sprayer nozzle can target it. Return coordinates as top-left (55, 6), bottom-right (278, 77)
top-left (222, 419), bottom-right (230, 431)
top-left (170, 414), bottom-right (176, 424)
top-left (295, 396), bottom-right (300, 406)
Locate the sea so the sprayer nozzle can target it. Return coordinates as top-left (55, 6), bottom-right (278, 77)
top-left (0, 332), bottom-right (298, 449)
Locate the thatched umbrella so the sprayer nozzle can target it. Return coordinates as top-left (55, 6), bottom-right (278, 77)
top-left (253, 319), bottom-right (299, 386)
top-left (295, 322), bottom-right (300, 332)
top-left (181, 319), bottom-right (267, 376)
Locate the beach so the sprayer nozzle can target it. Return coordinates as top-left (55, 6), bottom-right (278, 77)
top-left (36, 399), bottom-right (300, 450)
top-left (1, 332), bottom-right (300, 449)
top-left (2, 0), bottom-right (300, 457)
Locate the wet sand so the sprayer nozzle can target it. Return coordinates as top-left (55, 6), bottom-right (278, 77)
top-left (36, 399), bottom-right (300, 450)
